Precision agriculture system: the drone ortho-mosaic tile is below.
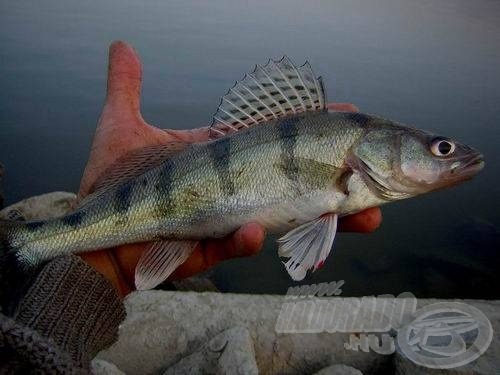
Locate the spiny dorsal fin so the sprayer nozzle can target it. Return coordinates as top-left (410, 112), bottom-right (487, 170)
top-left (78, 142), bottom-right (189, 207)
top-left (209, 56), bottom-right (327, 139)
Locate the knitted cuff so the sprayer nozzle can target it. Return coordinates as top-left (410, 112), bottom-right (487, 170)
top-left (0, 312), bottom-right (87, 374)
top-left (12, 255), bottom-right (126, 368)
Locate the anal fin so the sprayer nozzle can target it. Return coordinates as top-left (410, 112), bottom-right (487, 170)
top-left (135, 239), bottom-right (198, 290)
top-left (278, 213), bottom-right (338, 281)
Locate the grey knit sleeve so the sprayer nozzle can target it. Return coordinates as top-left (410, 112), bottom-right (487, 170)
top-left (0, 255), bottom-right (126, 373)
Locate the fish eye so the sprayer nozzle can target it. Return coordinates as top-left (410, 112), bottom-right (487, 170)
top-left (431, 138), bottom-right (455, 157)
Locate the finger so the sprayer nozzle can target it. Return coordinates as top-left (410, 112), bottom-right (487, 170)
top-left (162, 127), bottom-right (210, 144)
top-left (78, 249), bottom-right (133, 296)
top-left (205, 222), bottom-right (265, 265)
top-left (327, 103), bottom-right (359, 112)
top-left (338, 207), bottom-right (382, 233)
top-left (171, 223), bottom-right (266, 279)
top-left (111, 243), bottom-right (148, 288)
top-left (104, 41), bottom-right (143, 116)
top-left (111, 222), bottom-right (264, 286)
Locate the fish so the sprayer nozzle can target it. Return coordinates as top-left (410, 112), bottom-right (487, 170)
top-left (0, 56), bottom-right (484, 294)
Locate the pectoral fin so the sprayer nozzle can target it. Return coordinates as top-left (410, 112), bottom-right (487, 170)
top-left (135, 240), bottom-right (198, 290)
top-left (278, 213), bottom-right (338, 281)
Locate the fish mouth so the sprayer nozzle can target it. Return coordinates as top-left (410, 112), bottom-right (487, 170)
top-left (445, 153), bottom-right (484, 183)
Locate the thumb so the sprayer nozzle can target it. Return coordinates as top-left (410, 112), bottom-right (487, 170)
top-left (104, 41), bottom-right (143, 116)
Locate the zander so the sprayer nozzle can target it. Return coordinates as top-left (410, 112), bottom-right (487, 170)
top-left (0, 57), bottom-right (484, 291)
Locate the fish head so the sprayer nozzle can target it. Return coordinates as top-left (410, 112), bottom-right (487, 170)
top-left (350, 123), bottom-right (484, 200)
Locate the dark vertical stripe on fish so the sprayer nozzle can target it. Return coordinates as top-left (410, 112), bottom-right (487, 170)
top-left (156, 159), bottom-right (175, 216)
top-left (344, 112), bottom-right (370, 126)
top-left (278, 117), bottom-right (300, 183)
top-left (26, 221), bottom-right (45, 232)
top-left (114, 182), bottom-right (133, 214)
top-left (62, 211), bottom-right (85, 228)
top-left (209, 137), bottom-right (235, 196)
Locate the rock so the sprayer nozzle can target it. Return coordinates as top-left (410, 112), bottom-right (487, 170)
top-left (0, 191), bottom-right (76, 220)
top-left (163, 326), bottom-right (258, 375)
top-left (313, 364), bottom-right (364, 375)
top-left (97, 291), bottom-right (390, 374)
top-left (393, 349), bottom-right (500, 375)
top-left (97, 292), bottom-right (500, 375)
top-left (171, 275), bottom-right (219, 293)
top-left (91, 359), bottom-right (126, 375)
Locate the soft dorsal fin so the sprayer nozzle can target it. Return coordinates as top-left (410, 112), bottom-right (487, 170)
top-left (78, 142), bottom-right (189, 207)
top-left (209, 56), bottom-right (326, 139)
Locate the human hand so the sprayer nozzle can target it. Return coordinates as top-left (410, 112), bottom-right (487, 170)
top-left (78, 41), bottom-right (382, 296)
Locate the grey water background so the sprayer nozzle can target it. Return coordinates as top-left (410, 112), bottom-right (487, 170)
top-left (1, 0), bottom-right (499, 298)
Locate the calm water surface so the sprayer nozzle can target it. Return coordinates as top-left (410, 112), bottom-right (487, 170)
top-left (1, 0), bottom-right (499, 298)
